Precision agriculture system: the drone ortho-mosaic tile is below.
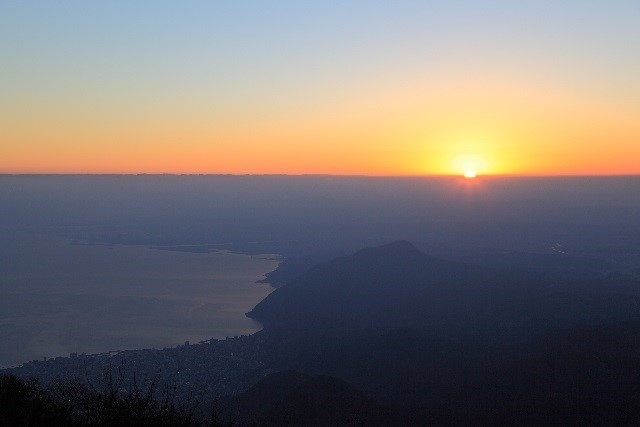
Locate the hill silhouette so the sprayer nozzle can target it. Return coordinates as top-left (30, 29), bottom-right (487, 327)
top-left (248, 240), bottom-right (640, 344)
top-left (249, 241), bottom-right (490, 333)
top-left (217, 370), bottom-right (430, 426)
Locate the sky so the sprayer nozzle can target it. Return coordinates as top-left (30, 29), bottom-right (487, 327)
top-left (1, 1), bottom-right (639, 176)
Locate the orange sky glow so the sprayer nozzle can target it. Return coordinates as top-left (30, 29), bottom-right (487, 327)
top-left (2, 2), bottom-right (639, 176)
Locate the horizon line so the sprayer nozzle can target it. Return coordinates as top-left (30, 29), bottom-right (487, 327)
top-left (2, 173), bottom-right (640, 179)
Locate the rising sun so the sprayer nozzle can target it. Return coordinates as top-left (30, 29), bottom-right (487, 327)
top-left (452, 154), bottom-right (487, 178)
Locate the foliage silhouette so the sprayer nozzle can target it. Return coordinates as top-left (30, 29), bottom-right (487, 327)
top-left (1, 360), bottom-right (233, 426)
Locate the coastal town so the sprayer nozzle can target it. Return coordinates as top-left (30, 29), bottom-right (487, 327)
top-left (3, 333), bottom-right (274, 400)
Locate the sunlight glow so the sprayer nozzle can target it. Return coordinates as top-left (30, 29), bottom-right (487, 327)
top-left (452, 154), bottom-right (489, 177)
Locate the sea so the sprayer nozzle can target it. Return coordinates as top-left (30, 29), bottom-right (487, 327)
top-left (0, 234), bottom-right (278, 368)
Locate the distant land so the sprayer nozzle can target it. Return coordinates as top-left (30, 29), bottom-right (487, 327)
top-left (3, 175), bottom-right (640, 261)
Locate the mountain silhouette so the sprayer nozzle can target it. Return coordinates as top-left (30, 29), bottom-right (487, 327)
top-left (248, 241), bottom-right (640, 343)
top-left (249, 241), bottom-right (483, 331)
top-left (217, 370), bottom-right (393, 426)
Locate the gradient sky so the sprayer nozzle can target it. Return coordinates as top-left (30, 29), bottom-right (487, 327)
top-left (2, 1), bottom-right (639, 175)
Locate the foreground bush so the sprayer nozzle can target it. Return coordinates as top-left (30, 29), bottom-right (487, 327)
top-left (0, 373), bottom-right (71, 424)
top-left (0, 361), bottom-right (229, 426)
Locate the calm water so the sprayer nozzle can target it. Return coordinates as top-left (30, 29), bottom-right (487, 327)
top-left (0, 235), bottom-right (279, 368)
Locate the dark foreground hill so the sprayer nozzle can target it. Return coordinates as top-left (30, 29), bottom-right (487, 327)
top-left (218, 319), bottom-right (640, 425)
top-left (217, 371), bottom-right (379, 425)
top-left (217, 370), bottom-right (435, 426)
top-left (248, 240), bottom-right (640, 343)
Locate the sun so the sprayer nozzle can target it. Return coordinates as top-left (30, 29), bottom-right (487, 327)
top-left (452, 154), bottom-right (488, 178)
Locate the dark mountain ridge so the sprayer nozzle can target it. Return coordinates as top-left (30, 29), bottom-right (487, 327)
top-left (217, 369), bottom-right (429, 426)
top-left (248, 241), bottom-right (640, 344)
